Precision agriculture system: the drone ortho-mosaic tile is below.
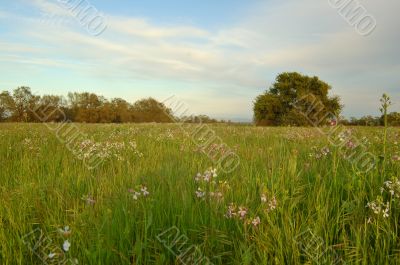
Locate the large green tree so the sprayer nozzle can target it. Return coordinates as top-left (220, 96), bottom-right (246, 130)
top-left (254, 72), bottom-right (342, 126)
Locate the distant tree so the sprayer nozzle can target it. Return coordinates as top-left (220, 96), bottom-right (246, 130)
top-left (253, 72), bottom-right (342, 126)
top-left (110, 98), bottom-right (133, 123)
top-left (358, 115), bottom-right (381, 126)
top-left (340, 118), bottom-right (350, 125)
top-left (132, 98), bottom-right (173, 123)
top-left (386, 112), bottom-right (400, 126)
top-left (180, 115), bottom-right (219, 123)
top-left (98, 101), bottom-right (114, 123)
top-left (35, 95), bottom-right (66, 122)
top-left (11, 87), bottom-right (40, 122)
top-left (0, 102), bottom-right (4, 122)
top-left (67, 92), bottom-right (107, 123)
top-left (0, 91), bottom-right (15, 122)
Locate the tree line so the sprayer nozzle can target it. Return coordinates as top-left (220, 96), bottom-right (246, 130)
top-left (0, 87), bottom-right (223, 124)
top-left (341, 114), bottom-right (400, 127)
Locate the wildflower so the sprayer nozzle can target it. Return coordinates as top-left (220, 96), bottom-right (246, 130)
top-left (141, 186), bottom-right (150, 196)
top-left (129, 187), bottom-right (146, 200)
top-left (383, 202), bottom-right (390, 218)
top-left (48, 252), bottom-right (56, 259)
top-left (321, 147), bottom-right (330, 156)
top-left (225, 203), bottom-right (237, 219)
top-left (251, 216), bottom-right (261, 227)
top-left (238, 207), bottom-right (248, 219)
top-left (129, 141), bottom-right (137, 149)
top-left (261, 194), bottom-right (267, 203)
top-left (346, 140), bottom-right (356, 149)
top-left (58, 226), bottom-right (71, 237)
top-left (261, 194), bottom-right (278, 212)
top-left (195, 173), bottom-right (202, 182)
top-left (268, 196), bottom-right (277, 212)
top-left (132, 192), bottom-right (141, 200)
top-left (367, 201), bottom-right (380, 215)
top-left (86, 197), bottom-right (96, 205)
top-left (63, 240), bottom-right (71, 252)
top-left (383, 207), bottom-right (390, 218)
top-left (195, 188), bottom-right (206, 199)
top-left (209, 191), bottom-right (223, 200)
top-left (196, 168), bottom-right (218, 182)
top-left (381, 178), bottom-right (400, 198)
top-left (82, 195), bottom-right (96, 206)
top-left (367, 197), bottom-right (390, 218)
top-left (211, 168), bottom-right (218, 178)
top-left (203, 173), bottom-right (211, 182)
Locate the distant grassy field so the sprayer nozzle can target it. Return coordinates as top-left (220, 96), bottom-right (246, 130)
top-left (0, 123), bottom-right (399, 264)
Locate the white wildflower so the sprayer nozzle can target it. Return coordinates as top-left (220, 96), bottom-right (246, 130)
top-left (261, 194), bottom-right (267, 203)
top-left (225, 203), bottom-right (237, 219)
top-left (195, 173), bottom-right (202, 182)
top-left (132, 192), bottom-right (141, 200)
top-left (268, 196), bottom-right (277, 212)
top-left (251, 216), bottom-right (261, 227)
top-left (195, 188), bottom-right (206, 199)
top-left (141, 186), bottom-right (150, 196)
top-left (58, 226), bottom-right (71, 237)
top-left (63, 240), bottom-right (71, 252)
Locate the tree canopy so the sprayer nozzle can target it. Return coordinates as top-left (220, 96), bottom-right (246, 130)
top-left (253, 72), bottom-right (342, 126)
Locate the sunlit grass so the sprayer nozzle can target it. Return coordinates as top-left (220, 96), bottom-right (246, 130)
top-left (0, 123), bottom-right (399, 264)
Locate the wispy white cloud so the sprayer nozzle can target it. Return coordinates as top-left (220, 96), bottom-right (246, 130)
top-left (0, 0), bottom-right (399, 119)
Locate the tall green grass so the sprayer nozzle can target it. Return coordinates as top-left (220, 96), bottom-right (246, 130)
top-left (0, 123), bottom-right (399, 264)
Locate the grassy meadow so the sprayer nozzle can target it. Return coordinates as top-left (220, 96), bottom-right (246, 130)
top-left (0, 123), bottom-right (399, 264)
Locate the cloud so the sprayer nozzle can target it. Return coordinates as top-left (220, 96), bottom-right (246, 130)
top-left (0, 0), bottom-right (399, 120)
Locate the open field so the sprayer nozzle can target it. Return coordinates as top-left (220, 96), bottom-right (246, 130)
top-left (0, 123), bottom-right (399, 264)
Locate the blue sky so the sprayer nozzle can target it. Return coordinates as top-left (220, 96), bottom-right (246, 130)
top-left (0, 0), bottom-right (399, 121)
